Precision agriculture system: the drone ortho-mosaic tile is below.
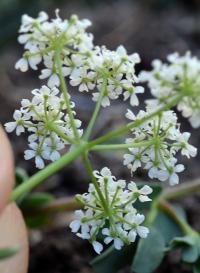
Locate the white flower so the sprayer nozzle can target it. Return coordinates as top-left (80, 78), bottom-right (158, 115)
top-left (124, 213), bottom-right (149, 239)
top-left (168, 164), bottom-right (185, 186)
top-left (176, 132), bottom-right (197, 158)
top-left (102, 228), bottom-right (124, 250)
top-left (5, 85), bottom-right (83, 168)
top-left (70, 68), bottom-right (96, 92)
top-left (123, 109), bottom-right (197, 185)
top-left (19, 11), bottom-right (48, 33)
top-left (70, 167), bottom-right (151, 253)
top-left (5, 110), bottom-right (30, 135)
top-left (140, 52), bottom-right (200, 128)
top-left (24, 142), bottom-right (45, 169)
top-left (128, 182), bottom-right (152, 202)
top-left (123, 86), bottom-right (144, 106)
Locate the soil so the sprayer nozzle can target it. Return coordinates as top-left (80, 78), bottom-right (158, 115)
top-left (1, 0), bottom-right (200, 272)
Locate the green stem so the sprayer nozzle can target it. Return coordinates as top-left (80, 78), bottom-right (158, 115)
top-left (91, 140), bottom-right (154, 151)
top-left (49, 123), bottom-right (76, 144)
top-left (11, 143), bottom-right (87, 201)
top-left (83, 79), bottom-right (107, 140)
top-left (145, 200), bottom-right (159, 226)
top-left (55, 51), bottom-right (80, 141)
top-left (87, 94), bottom-right (183, 148)
top-left (82, 153), bottom-right (108, 212)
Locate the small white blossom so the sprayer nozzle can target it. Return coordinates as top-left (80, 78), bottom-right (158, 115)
top-left (5, 85), bottom-right (83, 168)
top-left (140, 52), bottom-right (200, 128)
top-left (5, 110), bottom-right (30, 135)
top-left (123, 109), bottom-right (197, 184)
top-left (70, 167), bottom-right (151, 253)
top-left (24, 142), bottom-right (45, 169)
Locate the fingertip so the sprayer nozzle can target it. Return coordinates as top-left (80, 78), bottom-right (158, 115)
top-left (0, 203), bottom-right (29, 273)
top-left (0, 125), bottom-right (14, 211)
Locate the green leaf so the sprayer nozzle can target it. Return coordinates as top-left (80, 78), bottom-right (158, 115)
top-left (131, 227), bottom-right (165, 273)
top-left (0, 248), bottom-right (18, 260)
top-left (182, 244), bottom-right (199, 263)
top-left (15, 167), bottom-right (29, 186)
top-left (169, 235), bottom-right (196, 249)
top-left (25, 214), bottom-right (50, 228)
top-left (20, 192), bottom-right (54, 228)
top-left (154, 210), bottom-right (183, 245)
top-left (91, 244), bottom-right (135, 273)
top-left (20, 192), bottom-right (54, 210)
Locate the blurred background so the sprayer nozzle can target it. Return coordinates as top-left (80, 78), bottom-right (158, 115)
top-left (1, 0), bottom-right (200, 272)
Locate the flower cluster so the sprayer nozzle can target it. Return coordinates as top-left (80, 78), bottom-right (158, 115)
top-left (70, 45), bottom-right (144, 107)
top-left (123, 109), bottom-right (197, 185)
top-left (140, 52), bottom-right (200, 128)
top-left (15, 11), bottom-right (93, 77)
top-left (70, 167), bottom-right (152, 254)
top-left (5, 85), bottom-right (82, 169)
top-left (15, 10), bottom-right (143, 107)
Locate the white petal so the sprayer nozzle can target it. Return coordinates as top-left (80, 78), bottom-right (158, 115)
top-left (123, 154), bottom-right (134, 165)
top-left (92, 241), bottom-right (103, 254)
top-left (29, 55), bottom-right (41, 70)
top-left (101, 96), bottom-right (110, 107)
top-left (50, 150), bottom-right (60, 161)
top-left (123, 91), bottom-right (130, 101)
top-left (175, 164), bottom-right (185, 173)
top-left (13, 110), bottom-right (22, 120)
top-left (24, 150), bottom-right (35, 160)
top-left (125, 109), bottom-right (135, 120)
top-left (135, 86), bottom-right (144, 93)
top-left (100, 167), bottom-right (112, 177)
top-left (79, 83), bottom-right (88, 92)
top-left (139, 195), bottom-right (152, 202)
top-left (114, 238), bottom-right (123, 250)
top-left (15, 58), bottom-right (28, 72)
top-left (102, 228), bottom-right (109, 236)
top-left (140, 185), bottom-right (153, 195)
top-left (48, 74), bottom-right (60, 88)
top-left (39, 69), bottom-right (52, 79)
top-left (157, 170), bottom-right (169, 181)
top-left (16, 125), bottom-right (25, 136)
top-left (130, 93), bottom-right (139, 106)
top-left (104, 236), bottom-right (113, 244)
top-left (4, 122), bottom-right (17, 133)
top-left (35, 156), bottom-right (45, 169)
top-left (137, 226), bottom-right (149, 238)
top-left (69, 220), bottom-right (81, 233)
top-left (128, 230), bottom-right (137, 242)
top-left (169, 173), bottom-right (179, 186)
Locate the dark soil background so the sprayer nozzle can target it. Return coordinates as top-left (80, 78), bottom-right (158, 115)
top-left (1, 0), bottom-right (200, 272)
